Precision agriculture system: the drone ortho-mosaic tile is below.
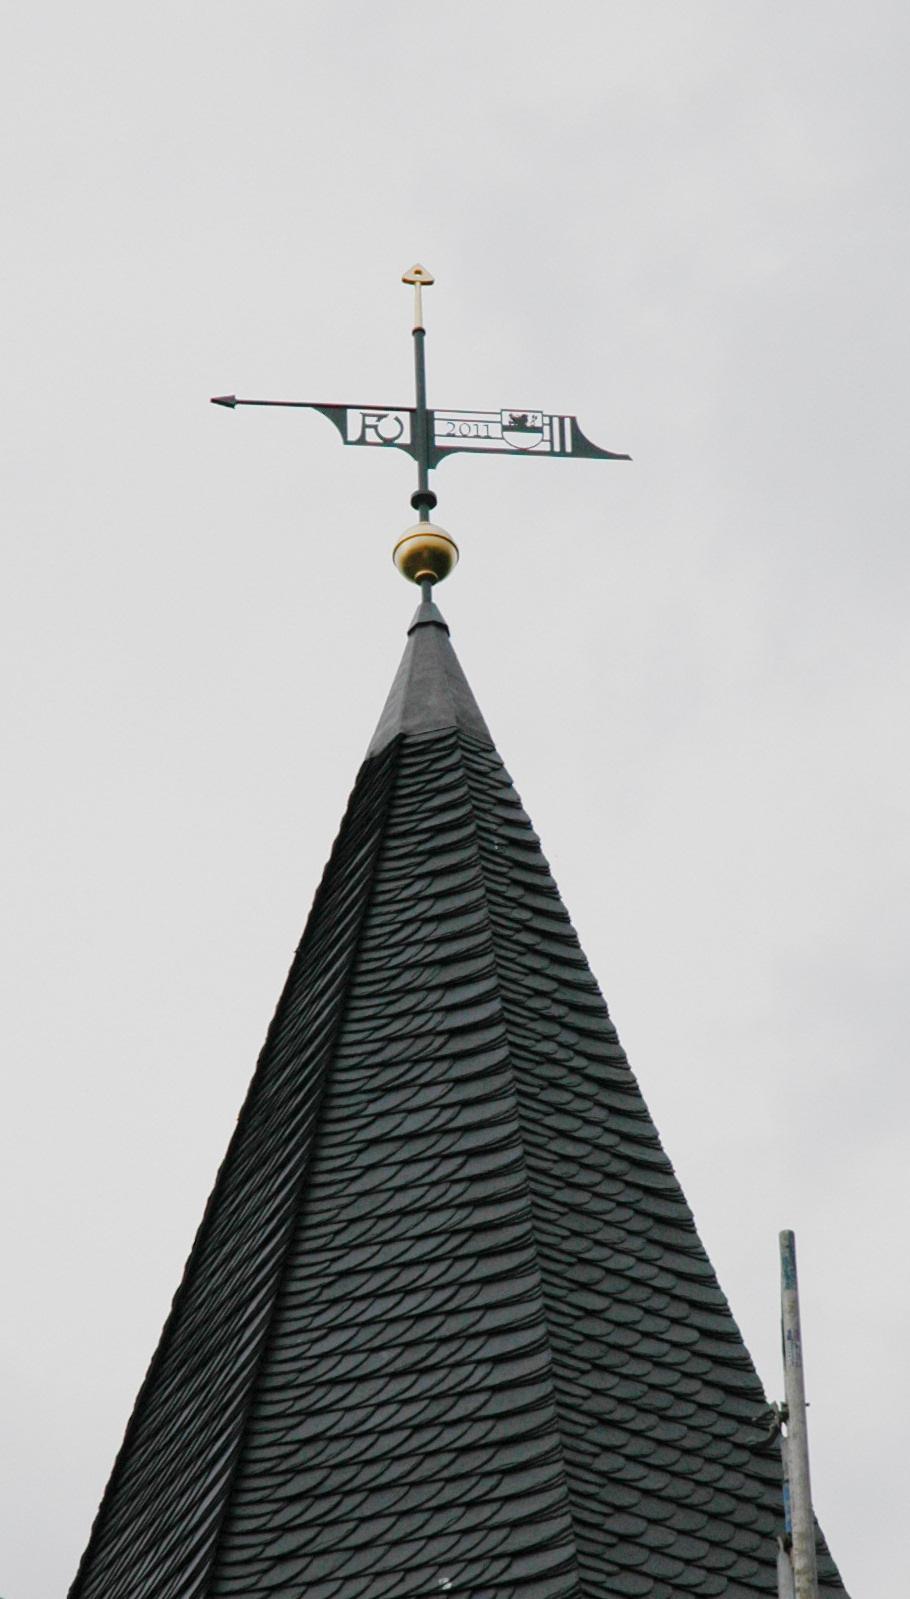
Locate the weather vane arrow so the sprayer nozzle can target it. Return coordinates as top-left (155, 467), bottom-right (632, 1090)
top-left (212, 265), bottom-right (630, 586)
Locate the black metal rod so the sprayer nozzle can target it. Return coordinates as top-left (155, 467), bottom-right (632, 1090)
top-left (412, 327), bottom-right (431, 521)
top-left (210, 397), bottom-right (316, 409)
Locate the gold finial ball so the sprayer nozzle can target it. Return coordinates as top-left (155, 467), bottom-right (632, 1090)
top-left (393, 522), bottom-right (459, 585)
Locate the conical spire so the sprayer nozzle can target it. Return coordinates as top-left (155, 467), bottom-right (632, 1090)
top-left (369, 594), bottom-right (490, 753)
top-left (70, 603), bottom-right (848, 1599)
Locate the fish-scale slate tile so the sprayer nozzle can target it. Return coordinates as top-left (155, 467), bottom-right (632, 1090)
top-left (71, 602), bottom-right (848, 1598)
top-left (70, 743), bottom-right (400, 1599)
top-left (206, 732), bottom-right (581, 1599)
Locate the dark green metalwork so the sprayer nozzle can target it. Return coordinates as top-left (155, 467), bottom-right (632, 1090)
top-left (211, 284), bottom-right (630, 519)
top-left (410, 326), bottom-right (435, 521)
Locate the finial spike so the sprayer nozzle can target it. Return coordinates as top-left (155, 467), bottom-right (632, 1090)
top-left (402, 263), bottom-right (434, 331)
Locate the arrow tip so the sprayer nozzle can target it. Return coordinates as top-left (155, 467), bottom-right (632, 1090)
top-left (210, 394), bottom-right (237, 408)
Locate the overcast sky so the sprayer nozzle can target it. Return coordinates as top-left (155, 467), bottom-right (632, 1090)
top-left (2, 4), bottom-right (907, 1594)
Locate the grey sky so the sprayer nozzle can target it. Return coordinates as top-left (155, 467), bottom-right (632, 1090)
top-left (2, 4), bottom-right (907, 1593)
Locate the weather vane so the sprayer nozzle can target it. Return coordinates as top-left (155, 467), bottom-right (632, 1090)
top-left (212, 265), bottom-right (630, 588)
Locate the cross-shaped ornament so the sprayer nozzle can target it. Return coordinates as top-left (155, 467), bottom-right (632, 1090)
top-left (212, 265), bottom-right (629, 585)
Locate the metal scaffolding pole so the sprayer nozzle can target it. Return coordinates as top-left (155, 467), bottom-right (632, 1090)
top-left (780, 1230), bottom-right (818, 1599)
top-left (776, 1423), bottom-right (796, 1599)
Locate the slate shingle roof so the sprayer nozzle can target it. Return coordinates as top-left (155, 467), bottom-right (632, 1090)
top-left (70, 598), bottom-right (847, 1599)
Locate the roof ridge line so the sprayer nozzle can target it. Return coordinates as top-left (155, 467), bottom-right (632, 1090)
top-left (447, 728), bottom-right (589, 1599)
top-left (197, 741), bottom-right (405, 1596)
top-left (68, 744), bottom-right (404, 1599)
